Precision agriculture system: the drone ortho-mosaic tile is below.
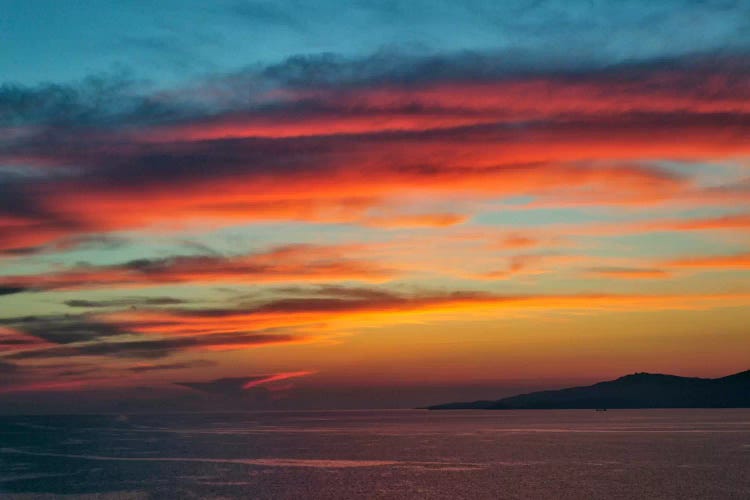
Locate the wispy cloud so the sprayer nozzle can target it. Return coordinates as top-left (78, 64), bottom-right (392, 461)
top-left (0, 244), bottom-right (396, 292)
top-left (666, 252), bottom-right (750, 270)
top-left (126, 360), bottom-right (216, 373)
top-left (177, 370), bottom-right (315, 394)
top-left (585, 267), bottom-right (671, 279)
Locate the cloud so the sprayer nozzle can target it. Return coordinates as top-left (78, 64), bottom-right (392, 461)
top-left (473, 254), bottom-right (582, 280)
top-left (0, 329), bottom-right (50, 352)
top-left (654, 214), bottom-right (750, 232)
top-left (557, 251), bottom-right (750, 279)
top-left (1, 52), bottom-right (749, 254)
top-left (0, 314), bottom-right (127, 344)
top-left (0, 74), bottom-right (187, 128)
top-left (503, 212), bottom-right (750, 244)
top-left (3, 284), bottom-right (750, 364)
top-left (275, 285), bottom-right (407, 302)
top-left (361, 213), bottom-right (468, 228)
top-left (0, 379), bottom-right (89, 394)
top-left (126, 360), bottom-right (216, 373)
top-left (586, 267), bottom-right (671, 279)
top-left (176, 376), bottom-right (258, 395)
top-left (5, 330), bottom-right (303, 360)
top-left (495, 234), bottom-right (545, 250)
top-left (0, 243), bottom-right (395, 292)
top-left (0, 312), bottom-right (302, 361)
top-left (64, 297), bottom-right (189, 308)
top-left (0, 357), bottom-right (97, 392)
top-left (241, 370), bottom-right (314, 389)
top-left (666, 252), bottom-right (750, 270)
top-left (95, 287), bottom-right (750, 344)
top-left (55, 367), bottom-right (101, 377)
top-left (176, 371), bottom-right (314, 394)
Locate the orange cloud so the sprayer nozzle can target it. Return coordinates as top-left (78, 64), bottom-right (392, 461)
top-left (517, 212), bottom-right (750, 243)
top-left (654, 214), bottom-right (750, 231)
top-left (666, 252), bottom-right (750, 269)
top-left (361, 213), bottom-right (468, 228)
top-left (497, 234), bottom-right (543, 249)
top-left (586, 267), bottom-right (671, 279)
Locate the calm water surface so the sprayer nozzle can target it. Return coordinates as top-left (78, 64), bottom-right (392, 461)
top-left (0, 409), bottom-right (748, 499)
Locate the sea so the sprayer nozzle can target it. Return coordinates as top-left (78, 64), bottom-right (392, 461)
top-left (0, 409), bottom-right (748, 499)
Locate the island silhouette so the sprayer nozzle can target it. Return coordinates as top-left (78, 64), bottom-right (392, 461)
top-left (428, 369), bottom-right (750, 409)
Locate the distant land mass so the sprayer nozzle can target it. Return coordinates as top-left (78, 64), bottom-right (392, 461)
top-left (428, 370), bottom-right (750, 409)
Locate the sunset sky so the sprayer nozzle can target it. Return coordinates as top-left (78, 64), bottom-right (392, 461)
top-left (1, 0), bottom-right (749, 411)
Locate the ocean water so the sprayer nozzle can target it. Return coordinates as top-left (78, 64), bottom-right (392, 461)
top-left (0, 409), bottom-right (748, 499)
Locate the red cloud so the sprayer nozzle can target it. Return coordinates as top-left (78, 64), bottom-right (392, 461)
top-left (242, 370), bottom-right (316, 389)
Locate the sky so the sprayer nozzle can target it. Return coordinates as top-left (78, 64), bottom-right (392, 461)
top-left (1, 0), bottom-right (750, 412)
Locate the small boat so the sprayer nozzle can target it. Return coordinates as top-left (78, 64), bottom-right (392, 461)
top-left (595, 408), bottom-right (607, 412)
